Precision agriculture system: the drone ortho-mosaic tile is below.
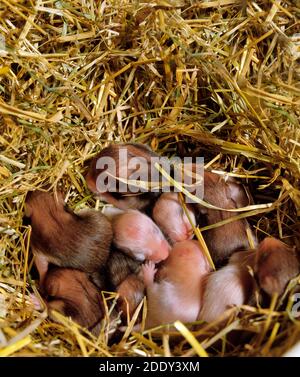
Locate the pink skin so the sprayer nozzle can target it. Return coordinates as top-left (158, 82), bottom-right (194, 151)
top-left (152, 193), bottom-right (196, 244)
top-left (198, 239), bottom-right (299, 323)
top-left (140, 240), bottom-right (212, 329)
top-left (30, 293), bottom-right (43, 311)
top-left (142, 261), bottom-right (157, 286)
top-left (112, 210), bottom-right (171, 263)
top-left (34, 253), bottom-right (49, 287)
top-left (198, 263), bottom-right (249, 323)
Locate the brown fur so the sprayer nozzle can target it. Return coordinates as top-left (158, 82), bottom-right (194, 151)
top-left (256, 237), bottom-right (299, 295)
top-left (106, 248), bottom-right (141, 287)
top-left (106, 248), bottom-right (145, 320)
top-left (44, 268), bottom-right (105, 336)
top-left (116, 273), bottom-right (145, 319)
top-left (25, 190), bottom-right (113, 286)
top-left (86, 143), bottom-right (160, 210)
top-left (192, 167), bottom-right (256, 264)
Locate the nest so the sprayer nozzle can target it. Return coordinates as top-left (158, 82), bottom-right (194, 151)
top-left (0, 0), bottom-right (299, 357)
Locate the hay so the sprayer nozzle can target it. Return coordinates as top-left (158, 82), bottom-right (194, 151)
top-left (0, 0), bottom-right (299, 356)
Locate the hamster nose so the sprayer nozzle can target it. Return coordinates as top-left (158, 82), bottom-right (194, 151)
top-left (154, 240), bottom-right (170, 262)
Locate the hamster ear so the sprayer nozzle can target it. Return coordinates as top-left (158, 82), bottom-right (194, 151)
top-left (258, 237), bottom-right (283, 254)
top-left (24, 203), bottom-right (32, 217)
top-left (44, 277), bottom-right (60, 297)
top-left (24, 191), bottom-right (34, 217)
top-left (85, 169), bottom-right (97, 193)
top-left (225, 179), bottom-right (251, 207)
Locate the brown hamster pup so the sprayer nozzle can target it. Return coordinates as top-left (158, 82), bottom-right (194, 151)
top-left (43, 268), bottom-right (105, 336)
top-left (116, 273), bottom-right (145, 319)
top-left (106, 248), bottom-right (145, 319)
top-left (199, 237), bottom-right (299, 323)
top-left (182, 164), bottom-right (256, 264)
top-left (25, 190), bottom-right (113, 287)
top-left (86, 143), bottom-right (160, 210)
top-left (256, 237), bottom-right (299, 296)
top-left (106, 248), bottom-right (142, 288)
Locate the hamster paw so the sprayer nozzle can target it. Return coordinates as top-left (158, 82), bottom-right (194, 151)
top-left (141, 261), bottom-right (157, 286)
